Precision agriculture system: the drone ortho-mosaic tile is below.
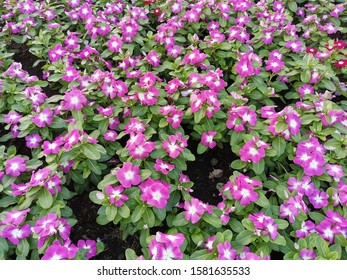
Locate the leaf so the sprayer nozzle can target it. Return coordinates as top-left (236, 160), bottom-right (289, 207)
top-left (315, 235), bottom-right (330, 257)
top-left (86, 159), bottom-right (102, 175)
top-left (48, 73), bottom-right (63, 82)
top-left (118, 204), bottom-right (130, 219)
top-left (80, 143), bottom-right (101, 160)
top-left (255, 191), bottom-right (270, 208)
top-left (172, 212), bottom-right (189, 227)
top-left (252, 159), bottom-right (265, 175)
top-left (321, 79), bottom-right (336, 92)
top-left (152, 207), bottom-right (166, 221)
top-left (309, 211), bottom-right (326, 224)
top-left (37, 188), bottom-right (53, 209)
top-left (275, 121), bottom-right (288, 133)
top-left (89, 191), bottom-right (105, 205)
top-left (105, 206), bottom-right (117, 221)
top-left (272, 235), bottom-right (286, 246)
top-left (300, 69), bottom-right (311, 83)
top-left (125, 249), bottom-right (138, 260)
top-left (190, 249), bottom-right (214, 260)
top-left (131, 204), bottom-right (146, 223)
top-left (143, 208), bottom-right (155, 227)
top-left (272, 137), bottom-right (286, 157)
top-left (140, 169), bottom-right (152, 181)
top-left (197, 143), bottom-right (208, 154)
top-left (229, 218), bottom-right (244, 233)
top-left (172, 157), bottom-right (187, 171)
top-left (194, 109), bottom-right (205, 124)
top-left (150, 148), bottom-right (167, 159)
top-left (132, 106), bottom-right (148, 117)
top-left (334, 233), bottom-right (347, 247)
top-left (182, 149), bottom-right (195, 161)
top-left (274, 219), bottom-right (289, 230)
top-left (230, 160), bottom-right (247, 170)
top-left (202, 213), bottom-right (222, 228)
top-left (235, 230), bottom-right (255, 245)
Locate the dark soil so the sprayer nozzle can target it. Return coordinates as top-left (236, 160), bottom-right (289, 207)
top-left (186, 140), bottom-right (235, 206)
top-left (68, 191), bottom-right (141, 260)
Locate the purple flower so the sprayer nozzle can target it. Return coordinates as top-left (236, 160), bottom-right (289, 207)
top-left (25, 134), bottom-right (42, 149)
top-left (265, 58), bottom-right (284, 73)
top-left (300, 249), bottom-right (316, 260)
top-left (183, 198), bottom-right (205, 224)
top-left (5, 156), bottom-right (27, 177)
top-left (0, 224), bottom-right (31, 245)
top-left (77, 240), bottom-right (97, 259)
top-left (106, 185), bottom-right (128, 207)
top-left (116, 162), bottom-right (141, 188)
top-left (63, 87), bottom-right (88, 111)
top-left (43, 139), bottom-right (64, 155)
top-left (108, 35), bottom-right (123, 53)
top-left (154, 159), bottom-right (175, 175)
top-left (146, 50), bottom-right (161, 67)
top-left (217, 242), bottom-right (236, 260)
top-left (201, 131), bottom-right (217, 149)
top-left (285, 40), bottom-right (302, 52)
top-left (42, 243), bottom-right (70, 260)
top-left (308, 189), bottom-right (329, 209)
top-left (32, 108), bottom-right (53, 128)
top-left (2, 208), bottom-right (30, 225)
top-left (139, 178), bottom-right (171, 209)
top-left (296, 221), bottom-right (316, 238)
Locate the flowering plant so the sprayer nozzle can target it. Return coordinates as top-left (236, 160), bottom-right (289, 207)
top-left (1, 0), bottom-right (347, 260)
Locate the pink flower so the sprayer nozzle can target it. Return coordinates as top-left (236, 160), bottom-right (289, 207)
top-left (217, 242), bottom-right (236, 260)
top-left (32, 108), bottom-right (53, 127)
top-left (308, 189), bottom-right (329, 209)
top-left (139, 178), bottom-right (171, 209)
top-left (116, 162), bottom-right (141, 188)
top-left (107, 35), bottom-right (123, 53)
top-left (0, 224), bottom-right (31, 245)
top-left (154, 159), bottom-right (175, 175)
top-left (63, 87), bottom-right (88, 111)
top-left (298, 84), bottom-right (314, 98)
top-left (77, 240), bottom-right (97, 259)
top-left (183, 198), bottom-right (205, 224)
top-left (315, 219), bottom-right (339, 243)
top-left (43, 139), bottom-right (63, 155)
top-left (265, 58), bottom-right (284, 73)
top-left (326, 164), bottom-right (344, 181)
top-left (162, 133), bottom-right (188, 159)
top-left (42, 243), bottom-right (70, 260)
top-left (106, 185), bottom-right (128, 207)
top-left (25, 134), bottom-right (42, 149)
top-left (230, 176), bottom-right (259, 206)
top-left (44, 174), bottom-right (62, 195)
top-left (182, 49), bottom-right (207, 66)
top-left (5, 111), bottom-right (22, 124)
top-left (2, 208), bottom-right (30, 225)
top-left (235, 58), bottom-right (253, 77)
top-left (103, 130), bottom-right (118, 142)
top-left (48, 44), bottom-right (66, 62)
top-left (285, 40), bottom-right (302, 52)
top-left (296, 221), bottom-right (316, 238)
top-left (149, 232), bottom-right (184, 260)
top-left (239, 137), bottom-right (269, 163)
top-left (249, 212), bottom-right (278, 240)
top-left (146, 50), bottom-right (161, 67)
top-left (30, 168), bottom-right (51, 186)
top-left (5, 156), bottom-right (27, 177)
top-left (62, 65), bottom-right (80, 82)
top-left (63, 129), bottom-right (81, 150)
top-left (166, 108), bottom-right (184, 129)
top-left (201, 131), bottom-right (217, 149)
top-left (300, 249), bottom-right (316, 260)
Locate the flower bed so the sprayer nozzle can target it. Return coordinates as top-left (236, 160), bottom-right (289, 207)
top-left (1, 0), bottom-right (347, 260)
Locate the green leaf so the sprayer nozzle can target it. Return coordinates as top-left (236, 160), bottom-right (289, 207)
top-left (152, 207), bottom-right (166, 221)
top-left (182, 149), bottom-right (195, 161)
top-left (48, 73), bottom-right (63, 82)
top-left (132, 106), bottom-right (148, 117)
top-left (235, 230), bottom-right (255, 245)
top-left (252, 159), bottom-right (265, 175)
top-left (89, 191), bottom-right (105, 205)
top-left (334, 233), bottom-right (347, 247)
top-left (125, 249), bottom-right (138, 260)
top-left (288, 2), bottom-right (298, 12)
top-left (275, 121), bottom-right (288, 133)
top-left (140, 169), bottom-right (152, 181)
top-left (321, 79), bottom-right (336, 92)
top-left (202, 213), bottom-right (222, 228)
top-left (86, 159), bottom-right (102, 175)
top-left (309, 212), bottom-right (326, 224)
top-left (300, 69), bottom-right (311, 83)
top-left (80, 143), bottom-right (101, 160)
top-left (150, 148), bottom-right (167, 159)
top-left (197, 143), bottom-right (208, 154)
top-left (272, 137), bottom-right (286, 157)
top-left (118, 204), bottom-right (130, 218)
top-left (143, 208), bottom-right (155, 227)
top-left (230, 159), bottom-right (247, 170)
top-left (105, 206), bottom-right (117, 221)
top-left (229, 218), bottom-right (244, 233)
top-left (190, 249), bottom-right (214, 260)
top-left (172, 157), bottom-right (187, 171)
top-left (272, 235), bottom-right (286, 246)
top-left (131, 204), bottom-right (146, 223)
top-left (274, 219), bottom-right (289, 230)
top-left (315, 235), bottom-right (330, 257)
top-left (37, 188), bottom-right (53, 209)
top-left (255, 191), bottom-right (270, 208)
top-left (172, 212), bottom-right (189, 227)
top-left (194, 109), bottom-right (205, 124)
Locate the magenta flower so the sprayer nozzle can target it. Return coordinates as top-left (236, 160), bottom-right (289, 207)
top-left (42, 243), bottom-right (70, 260)
top-left (48, 44), bottom-right (66, 62)
top-left (63, 129), bottom-right (81, 150)
top-left (108, 35), bottom-right (123, 53)
top-left (146, 50), bottom-right (161, 67)
top-left (116, 162), bottom-right (141, 188)
top-left (235, 58), bottom-right (253, 77)
top-left (139, 178), bottom-right (170, 209)
top-left (105, 185), bottom-right (128, 207)
top-left (308, 189), bottom-right (329, 209)
top-left (265, 58), bottom-right (284, 73)
top-left (30, 168), bottom-right (51, 186)
top-left (239, 137), bottom-right (269, 163)
top-left (63, 87), bottom-right (88, 111)
top-left (43, 139), bottom-right (63, 155)
top-left (44, 174), bottom-right (62, 195)
top-left (11, 183), bottom-right (30, 196)
top-left (25, 133), bottom-right (42, 149)
top-left (0, 224), bottom-right (31, 245)
top-left (204, 235), bottom-right (216, 252)
top-left (285, 40), bottom-right (302, 52)
top-left (32, 108), bottom-right (53, 128)
top-left (5, 156), bottom-right (27, 177)
top-left (103, 130), bottom-right (118, 142)
top-left (32, 213), bottom-right (59, 248)
top-left (2, 208), bottom-right (30, 225)
top-left (62, 65), bottom-right (80, 82)
top-left (77, 240), bottom-right (97, 259)
top-left (149, 232), bottom-right (184, 260)
top-left (315, 219), bottom-right (339, 243)
top-left (166, 108), bottom-right (184, 129)
top-left (183, 198), bottom-right (205, 224)
top-left (249, 212), bottom-right (278, 240)
top-left (298, 84), bottom-right (314, 98)
top-left (165, 78), bottom-right (186, 94)
top-left (296, 221), bottom-right (316, 238)
top-left (4, 111), bottom-right (22, 124)
top-left (182, 48), bottom-right (207, 66)
top-left (217, 242), bottom-right (236, 260)
top-left (162, 133), bottom-right (188, 159)
top-left (201, 131), bottom-right (217, 149)
top-left (154, 159), bottom-right (175, 175)
top-left (299, 249), bottom-right (316, 260)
